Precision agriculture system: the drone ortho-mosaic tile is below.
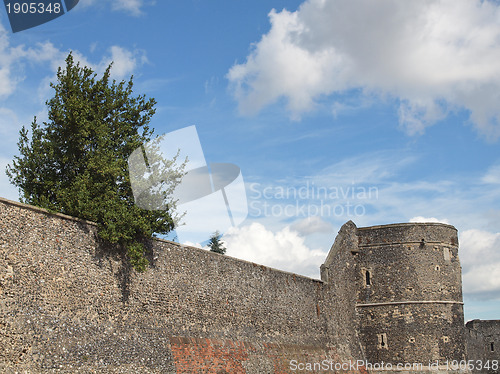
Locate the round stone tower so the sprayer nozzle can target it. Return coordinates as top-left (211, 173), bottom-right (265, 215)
top-left (354, 222), bottom-right (466, 367)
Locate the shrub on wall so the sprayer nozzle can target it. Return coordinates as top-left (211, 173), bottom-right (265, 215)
top-left (6, 52), bottom-right (185, 272)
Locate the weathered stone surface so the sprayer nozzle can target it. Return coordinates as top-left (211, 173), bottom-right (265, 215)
top-left (466, 320), bottom-right (500, 373)
top-left (322, 221), bottom-right (471, 374)
top-left (0, 197), bottom-right (362, 373)
top-left (0, 196), bottom-right (488, 373)
top-left (354, 223), bottom-right (466, 365)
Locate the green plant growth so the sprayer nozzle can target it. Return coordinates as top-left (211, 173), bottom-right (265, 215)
top-left (208, 231), bottom-right (226, 254)
top-left (6, 52), bottom-right (185, 272)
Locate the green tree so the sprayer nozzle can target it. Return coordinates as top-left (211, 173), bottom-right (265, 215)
top-left (6, 52), bottom-right (185, 272)
top-left (208, 231), bottom-right (226, 254)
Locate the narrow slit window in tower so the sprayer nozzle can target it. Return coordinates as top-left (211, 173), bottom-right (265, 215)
top-left (377, 333), bottom-right (388, 349)
top-left (365, 270), bottom-right (371, 286)
top-left (491, 342), bottom-right (495, 352)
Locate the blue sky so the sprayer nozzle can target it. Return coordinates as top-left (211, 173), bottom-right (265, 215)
top-left (0, 0), bottom-right (499, 322)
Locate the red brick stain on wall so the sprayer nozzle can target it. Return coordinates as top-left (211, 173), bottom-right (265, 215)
top-left (169, 337), bottom-right (369, 374)
top-left (170, 337), bottom-right (251, 373)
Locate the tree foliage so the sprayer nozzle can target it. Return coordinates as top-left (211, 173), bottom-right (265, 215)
top-left (208, 231), bottom-right (226, 254)
top-left (6, 53), bottom-right (184, 272)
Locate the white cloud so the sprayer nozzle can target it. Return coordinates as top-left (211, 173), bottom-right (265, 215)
top-left (228, 0), bottom-right (500, 138)
top-left (27, 46), bottom-right (146, 113)
top-left (112, 0), bottom-right (145, 16)
top-left (0, 22), bottom-right (25, 98)
top-left (0, 15), bottom-right (146, 100)
top-left (35, 45), bottom-right (146, 82)
top-left (4, 45), bottom-right (145, 103)
top-left (0, 19), bottom-right (80, 98)
top-left (182, 241), bottom-right (203, 249)
top-left (460, 229), bottom-right (500, 299)
top-left (79, 0), bottom-right (150, 16)
top-left (409, 216), bottom-right (450, 224)
top-left (482, 164), bottom-right (500, 184)
top-left (0, 23), bottom-right (149, 207)
top-left (314, 151), bottom-right (416, 186)
top-left (223, 222), bottom-right (326, 278)
top-left (290, 216), bottom-right (334, 235)
top-left (103, 46), bottom-right (148, 80)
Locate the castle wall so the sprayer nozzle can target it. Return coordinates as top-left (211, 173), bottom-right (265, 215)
top-left (0, 197), bottom-right (366, 373)
top-left (355, 223), bottom-right (467, 367)
top-left (320, 220), bottom-right (365, 364)
top-left (0, 196), bottom-right (475, 373)
top-left (321, 221), bottom-right (468, 373)
top-left (466, 320), bottom-right (500, 373)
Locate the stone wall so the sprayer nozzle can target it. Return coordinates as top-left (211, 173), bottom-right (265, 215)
top-left (321, 221), bottom-right (468, 373)
top-left (0, 197), bottom-right (366, 373)
top-left (320, 221), bottom-right (365, 364)
top-left (0, 196), bottom-right (477, 373)
top-left (355, 223), bottom-right (466, 366)
top-left (466, 320), bottom-right (500, 373)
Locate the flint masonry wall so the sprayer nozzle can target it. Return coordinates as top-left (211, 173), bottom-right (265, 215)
top-left (321, 221), bottom-right (467, 373)
top-left (355, 223), bottom-right (466, 366)
top-left (1, 195), bottom-right (476, 374)
top-left (466, 320), bottom-right (500, 373)
top-left (0, 197), bottom-right (366, 373)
